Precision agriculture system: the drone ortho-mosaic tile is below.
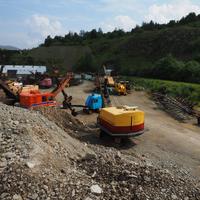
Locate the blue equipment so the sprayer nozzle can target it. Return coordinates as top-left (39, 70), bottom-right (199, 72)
top-left (85, 93), bottom-right (103, 111)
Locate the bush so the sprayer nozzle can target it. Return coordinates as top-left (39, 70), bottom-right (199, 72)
top-left (124, 76), bottom-right (200, 103)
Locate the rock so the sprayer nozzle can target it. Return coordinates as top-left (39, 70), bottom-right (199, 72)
top-left (43, 185), bottom-right (48, 191)
top-left (1, 193), bottom-right (9, 199)
top-left (90, 184), bottom-right (102, 194)
top-left (128, 174), bottom-right (138, 178)
top-left (84, 153), bottom-right (97, 160)
top-left (4, 152), bottom-right (16, 159)
top-left (26, 160), bottom-right (39, 169)
top-left (29, 193), bottom-right (38, 200)
top-left (72, 189), bottom-right (75, 197)
top-left (144, 176), bottom-right (151, 182)
top-left (161, 188), bottom-right (166, 192)
top-left (92, 171), bottom-right (97, 178)
top-left (0, 160), bottom-right (7, 168)
top-left (13, 120), bottom-right (19, 126)
top-left (13, 194), bottom-right (23, 200)
top-left (85, 198), bottom-right (93, 200)
top-left (171, 194), bottom-right (178, 199)
top-left (116, 151), bottom-right (121, 158)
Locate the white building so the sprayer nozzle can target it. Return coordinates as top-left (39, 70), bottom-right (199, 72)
top-left (1, 65), bottom-right (46, 76)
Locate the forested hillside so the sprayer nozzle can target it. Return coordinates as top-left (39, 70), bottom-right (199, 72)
top-left (1, 12), bottom-right (200, 83)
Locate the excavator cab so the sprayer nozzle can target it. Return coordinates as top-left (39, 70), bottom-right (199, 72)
top-left (85, 93), bottom-right (103, 111)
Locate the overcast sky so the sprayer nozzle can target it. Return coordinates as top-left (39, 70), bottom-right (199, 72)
top-left (1, 0), bottom-right (200, 49)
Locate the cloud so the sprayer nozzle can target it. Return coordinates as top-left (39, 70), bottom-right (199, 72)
top-left (23, 14), bottom-right (65, 48)
top-left (145, 0), bottom-right (200, 24)
top-left (101, 15), bottom-right (136, 32)
top-left (26, 14), bottom-right (64, 38)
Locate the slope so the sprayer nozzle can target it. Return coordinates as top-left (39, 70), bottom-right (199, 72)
top-left (28, 46), bottom-right (91, 72)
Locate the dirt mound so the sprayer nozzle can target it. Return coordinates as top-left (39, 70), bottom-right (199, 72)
top-left (0, 103), bottom-right (200, 199)
top-left (0, 103), bottom-right (94, 199)
top-left (0, 89), bottom-right (6, 102)
top-left (35, 107), bottom-right (97, 137)
top-left (78, 146), bottom-right (200, 199)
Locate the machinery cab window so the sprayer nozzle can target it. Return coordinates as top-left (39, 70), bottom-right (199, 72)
top-left (93, 98), bottom-right (98, 103)
top-left (42, 96), bottom-right (47, 102)
top-left (48, 96), bottom-right (54, 101)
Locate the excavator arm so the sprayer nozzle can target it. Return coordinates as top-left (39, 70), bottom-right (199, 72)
top-left (51, 72), bottom-right (73, 97)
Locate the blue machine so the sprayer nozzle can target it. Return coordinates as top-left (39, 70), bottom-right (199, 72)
top-left (85, 93), bottom-right (103, 110)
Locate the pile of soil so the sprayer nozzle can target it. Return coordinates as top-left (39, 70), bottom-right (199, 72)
top-left (35, 107), bottom-right (98, 138)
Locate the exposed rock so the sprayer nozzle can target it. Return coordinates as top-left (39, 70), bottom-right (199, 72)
top-left (13, 194), bottom-right (23, 200)
top-left (90, 184), bottom-right (102, 194)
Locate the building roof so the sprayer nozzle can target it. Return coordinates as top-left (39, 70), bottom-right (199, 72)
top-left (1, 65), bottom-right (46, 75)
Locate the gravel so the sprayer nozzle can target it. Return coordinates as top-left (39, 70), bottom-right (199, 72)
top-left (0, 103), bottom-right (200, 199)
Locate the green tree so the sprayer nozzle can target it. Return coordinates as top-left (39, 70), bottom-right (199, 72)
top-left (74, 53), bottom-right (97, 72)
top-left (183, 61), bottom-right (200, 82)
top-left (153, 55), bottom-right (184, 80)
top-left (44, 35), bottom-right (52, 46)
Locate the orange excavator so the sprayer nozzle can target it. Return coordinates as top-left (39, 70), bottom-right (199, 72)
top-left (19, 72), bottom-right (73, 108)
top-left (0, 67), bottom-right (73, 108)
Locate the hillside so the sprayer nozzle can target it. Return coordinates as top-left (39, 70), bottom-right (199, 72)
top-left (1, 46), bottom-right (90, 73)
top-left (2, 12), bottom-right (200, 82)
top-left (0, 45), bottom-right (19, 50)
top-left (28, 46), bottom-right (91, 72)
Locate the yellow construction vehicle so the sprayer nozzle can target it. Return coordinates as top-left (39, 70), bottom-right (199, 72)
top-left (98, 106), bottom-right (145, 140)
top-left (115, 82), bottom-right (127, 95)
top-left (104, 75), bottom-right (115, 87)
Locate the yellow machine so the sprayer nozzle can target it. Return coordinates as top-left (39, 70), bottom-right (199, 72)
top-left (105, 76), bottom-right (115, 86)
top-left (98, 106), bottom-right (144, 137)
top-left (115, 83), bottom-right (127, 95)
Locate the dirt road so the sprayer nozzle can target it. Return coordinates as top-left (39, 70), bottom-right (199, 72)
top-left (60, 81), bottom-right (200, 178)
top-left (112, 92), bottom-right (200, 178)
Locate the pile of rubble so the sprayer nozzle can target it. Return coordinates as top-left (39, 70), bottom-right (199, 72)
top-left (78, 146), bottom-right (200, 199)
top-left (0, 103), bottom-right (93, 199)
top-left (0, 103), bottom-right (200, 199)
top-left (35, 107), bottom-right (94, 136)
top-left (0, 89), bottom-right (6, 103)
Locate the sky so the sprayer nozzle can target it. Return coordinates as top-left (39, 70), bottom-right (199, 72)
top-left (1, 0), bottom-right (200, 49)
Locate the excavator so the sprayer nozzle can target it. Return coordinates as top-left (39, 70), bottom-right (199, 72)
top-left (0, 68), bottom-right (73, 108)
top-left (103, 65), bottom-right (127, 96)
top-left (0, 67), bottom-right (103, 115)
top-left (19, 72), bottom-right (73, 108)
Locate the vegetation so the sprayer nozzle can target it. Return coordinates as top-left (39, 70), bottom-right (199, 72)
top-left (125, 77), bottom-right (200, 104)
top-left (150, 55), bottom-right (200, 83)
top-left (74, 52), bottom-right (97, 72)
top-left (1, 12), bottom-right (200, 84)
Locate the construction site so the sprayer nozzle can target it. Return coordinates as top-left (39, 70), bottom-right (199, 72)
top-left (0, 64), bottom-right (200, 200)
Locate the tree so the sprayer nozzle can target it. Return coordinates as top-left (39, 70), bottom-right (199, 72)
top-left (179, 12), bottom-right (197, 24)
top-left (44, 35), bottom-right (52, 46)
top-left (182, 61), bottom-right (200, 83)
top-left (74, 53), bottom-right (97, 72)
top-left (79, 30), bottom-right (85, 37)
top-left (153, 55), bottom-right (184, 81)
top-left (90, 29), bottom-right (98, 39)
